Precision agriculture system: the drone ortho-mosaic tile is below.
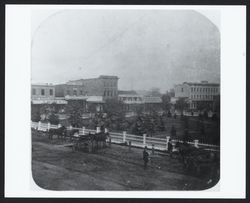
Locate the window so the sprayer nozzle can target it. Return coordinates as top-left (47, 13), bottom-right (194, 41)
top-left (41, 89), bottom-right (45, 95)
top-left (67, 90), bottom-right (70, 95)
top-left (80, 90), bottom-right (83, 95)
top-left (181, 88), bottom-right (184, 92)
top-left (49, 89), bottom-right (53, 96)
top-left (73, 90), bottom-right (77, 95)
top-left (191, 88), bottom-right (193, 92)
top-left (32, 88), bottom-right (36, 95)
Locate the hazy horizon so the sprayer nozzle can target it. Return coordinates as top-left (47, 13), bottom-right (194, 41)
top-left (31, 9), bottom-right (220, 93)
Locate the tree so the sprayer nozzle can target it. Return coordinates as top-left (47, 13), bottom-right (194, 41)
top-left (197, 102), bottom-right (209, 112)
top-left (48, 113), bottom-right (59, 125)
top-left (171, 125), bottom-right (176, 137)
top-left (66, 101), bottom-right (84, 127)
top-left (175, 98), bottom-right (188, 114)
top-left (213, 95), bottom-right (220, 114)
top-left (161, 93), bottom-right (171, 112)
top-left (31, 108), bottom-right (41, 122)
top-left (39, 104), bottom-right (51, 120)
top-left (103, 99), bottom-right (126, 131)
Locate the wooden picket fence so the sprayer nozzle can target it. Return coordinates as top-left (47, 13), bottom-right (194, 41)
top-left (31, 121), bottom-right (220, 152)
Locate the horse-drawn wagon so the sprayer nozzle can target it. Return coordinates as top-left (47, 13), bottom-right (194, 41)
top-left (71, 132), bottom-right (109, 152)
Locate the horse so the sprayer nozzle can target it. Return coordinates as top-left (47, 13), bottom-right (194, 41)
top-left (66, 129), bottom-right (80, 141)
top-left (48, 126), bottom-right (67, 140)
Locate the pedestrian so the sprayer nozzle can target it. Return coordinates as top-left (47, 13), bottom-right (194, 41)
top-left (168, 139), bottom-right (173, 157)
top-left (143, 146), bottom-right (149, 170)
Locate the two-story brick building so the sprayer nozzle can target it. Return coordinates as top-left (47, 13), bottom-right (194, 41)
top-left (60, 75), bottom-right (119, 101)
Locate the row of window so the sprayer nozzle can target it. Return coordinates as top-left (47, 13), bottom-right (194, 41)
top-left (191, 94), bottom-right (214, 100)
top-left (103, 81), bottom-right (116, 87)
top-left (119, 97), bottom-right (142, 102)
top-left (104, 90), bottom-right (117, 97)
top-left (32, 88), bottom-right (53, 96)
top-left (191, 87), bottom-right (218, 93)
top-left (66, 90), bottom-right (85, 96)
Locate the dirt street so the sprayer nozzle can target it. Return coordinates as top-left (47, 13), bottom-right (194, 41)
top-left (32, 134), bottom-right (212, 190)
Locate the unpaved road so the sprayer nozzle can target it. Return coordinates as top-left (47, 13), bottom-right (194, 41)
top-left (32, 135), bottom-right (212, 191)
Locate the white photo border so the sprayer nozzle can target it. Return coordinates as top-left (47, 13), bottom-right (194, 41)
top-left (5, 5), bottom-right (246, 198)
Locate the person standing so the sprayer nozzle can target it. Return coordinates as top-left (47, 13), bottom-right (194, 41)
top-left (143, 146), bottom-right (149, 170)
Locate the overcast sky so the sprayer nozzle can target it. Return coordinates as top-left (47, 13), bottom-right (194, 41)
top-left (31, 9), bottom-right (220, 93)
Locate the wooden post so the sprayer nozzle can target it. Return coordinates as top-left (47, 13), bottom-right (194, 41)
top-left (47, 122), bottom-right (51, 131)
top-left (129, 141), bottom-right (132, 151)
top-left (38, 121), bottom-right (41, 130)
top-left (123, 131), bottom-right (126, 143)
top-left (194, 139), bottom-right (199, 148)
top-left (69, 125), bottom-right (73, 131)
top-left (143, 133), bottom-right (147, 146)
top-left (104, 128), bottom-right (108, 133)
top-left (57, 123), bottom-right (61, 129)
top-left (96, 126), bottom-right (100, 133)
top-left (166, 136), bottom-right (170, 150)
top-left (82, 126), bottom-right (85, 135)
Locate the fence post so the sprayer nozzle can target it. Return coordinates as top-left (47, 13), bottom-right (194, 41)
top-left (69, 125), bottom-right (73, 131)
top-left (57, 123), bottom-right (61, 129)
top-left (47, 122), bottom-right (51, 131)
top-left (38, 121), bottom-right (41, 130)
top-left (104, 128), bottom-right (108, 133)
top-left (82, 126), bottom-right (85, 135)
top-left (166, 136), bottom-right (170, 150)
top-left (194, 139), bottom-right (199, 148)
top-left (143, 133), bottom-right (147, 146)
top-left (123, 131), bottom-right (126, 143)
top-left (96, 126), bottom-right (101, 133)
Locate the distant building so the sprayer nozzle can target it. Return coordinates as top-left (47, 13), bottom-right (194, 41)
top-left (31, 83), bottom-right (55, 99)
top-left (174, 81), bottom-right (220, 110)
top-left (62, 75), bottom-right (119, 101)
top-left (118, 90), bottom-right (162, 113)
top-left (31, 83), bottom-right (68, 105)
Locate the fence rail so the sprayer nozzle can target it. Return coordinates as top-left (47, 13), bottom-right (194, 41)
top-left (31, 121), bottom-right (219, 151)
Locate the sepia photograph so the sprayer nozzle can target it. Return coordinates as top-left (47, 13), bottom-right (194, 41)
top-left (30, 8), bottom-right (221, 191)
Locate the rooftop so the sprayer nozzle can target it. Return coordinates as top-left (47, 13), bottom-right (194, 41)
top-left (118, 90), bottom-right (137, 95)
top-left (32, 83), bottom-right (54, 87)
top-left (183, 81), bottom-right (220, 86)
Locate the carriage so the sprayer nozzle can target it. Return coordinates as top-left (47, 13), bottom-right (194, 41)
top-left (46, 126), bottom-right (109, 152)
top-left (176, 143), bottom-right (220, 178)
top-left (71, 132), bottom-right (109, 152)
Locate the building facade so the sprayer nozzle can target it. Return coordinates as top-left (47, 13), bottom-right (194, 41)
top-left (174, 81), bottom-right (220, 110)
top-left (118, 91), bottom-right (162, 114)
top-left (63, 75), bottom-right (119, 101)
top-left (31, 83), bottom-right (55, 99)
top-left (31, 84), bottom-right (67, 105)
